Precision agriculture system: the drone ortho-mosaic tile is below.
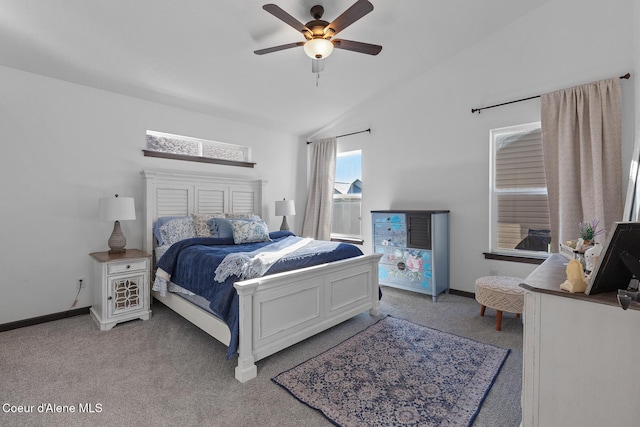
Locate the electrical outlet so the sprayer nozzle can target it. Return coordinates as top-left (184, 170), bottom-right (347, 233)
top-left (77, 277), bottom-right (85, 289)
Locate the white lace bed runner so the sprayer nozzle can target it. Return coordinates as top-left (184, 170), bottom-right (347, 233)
top-left (214, 236), bottom-right (312, 282)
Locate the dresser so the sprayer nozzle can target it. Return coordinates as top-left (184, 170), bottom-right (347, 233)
top-left (371, 210), bottom-right (449, 301)
top-left (520, 254), bottom-right (640, 427)
top-left (89, 249), bottom-right (152, 330)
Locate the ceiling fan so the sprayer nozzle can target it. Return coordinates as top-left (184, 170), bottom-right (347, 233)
top-left (254, 0), bottom-right (382, 73)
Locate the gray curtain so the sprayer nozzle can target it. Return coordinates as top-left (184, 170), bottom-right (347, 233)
top-left (541, 77), bottom-right (623, 249)
top-left (302, 137), bottom-right (337, 240)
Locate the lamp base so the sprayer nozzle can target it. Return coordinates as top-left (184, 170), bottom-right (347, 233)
top-left (107, 220), bottom-right (127, 254)
top-left (280, 216), bottom-right (290, 231)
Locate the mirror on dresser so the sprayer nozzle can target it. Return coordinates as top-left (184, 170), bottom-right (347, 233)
top-left (624, 129), bottom-right (640, 221)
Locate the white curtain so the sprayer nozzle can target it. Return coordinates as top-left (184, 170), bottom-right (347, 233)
top-left (541, 77), bottom-right (623, 248)
top-left (302, 137), bottom-right (337, 240)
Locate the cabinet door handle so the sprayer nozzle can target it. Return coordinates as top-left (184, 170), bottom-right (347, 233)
top-left (126, 265), bottom-right (131, 269)
top-left (107, 296), bottom-right (113, 300)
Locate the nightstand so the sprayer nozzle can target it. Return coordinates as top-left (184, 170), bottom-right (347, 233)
top-left (89, 249), bottom-right (152, 330)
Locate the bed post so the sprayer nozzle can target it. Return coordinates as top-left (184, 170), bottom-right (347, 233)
top-left (369, 255), bottom-right (382, 316)
top-left (140, 170), bottom-right (159, 255)
top-left (234, 280), bottom-right (261, 382)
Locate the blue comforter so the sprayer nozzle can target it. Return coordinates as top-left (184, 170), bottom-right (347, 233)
top-left (155, 231), bottom-right (363, 359)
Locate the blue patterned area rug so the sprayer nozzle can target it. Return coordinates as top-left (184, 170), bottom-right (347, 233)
top-left (272, 316), bottom-right (510, 427)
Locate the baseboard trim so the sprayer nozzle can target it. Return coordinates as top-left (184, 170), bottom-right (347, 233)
top-left (0, 307), bottom-right (90, 332)
top-left (381, 285), bottom-right (475, 300)
top-left (0, 291), bottom-right (475, 331)
top-left (449, 289), bottom-right (475, 299)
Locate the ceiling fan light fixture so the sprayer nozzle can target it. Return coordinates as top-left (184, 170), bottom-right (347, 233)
top-left (304, 38), bottom-right (334, 59)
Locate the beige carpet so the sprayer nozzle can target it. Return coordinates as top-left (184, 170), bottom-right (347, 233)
top-left (0, 287), bottom-right (523, 427)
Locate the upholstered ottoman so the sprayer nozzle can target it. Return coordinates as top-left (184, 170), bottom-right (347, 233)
top-left (475, 276), bottom-right (525, 331)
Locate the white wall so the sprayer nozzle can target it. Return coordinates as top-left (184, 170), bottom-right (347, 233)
top-left (0, 66), bottom-right (301, 323)
top-left (637, 0), bottom-right (640, 149)
top-left (1, 0), bottom-right (636, 324)
top-left (311, 0), bottom-right (636, 293)
top-left (631, 0), bottom-right (640, 219)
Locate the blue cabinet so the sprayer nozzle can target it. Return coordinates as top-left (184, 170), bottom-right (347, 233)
top-left (372, 210), bottom-right (449, 302)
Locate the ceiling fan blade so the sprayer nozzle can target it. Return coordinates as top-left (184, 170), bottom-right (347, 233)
top-left (324, 0), bottom-right (374, 37)
top-left (254, 42), bottom-right (304, 55)
top-left (332, 39), bottom-right (382, 55)
top-left (262, 4), bottom-right (311, 38)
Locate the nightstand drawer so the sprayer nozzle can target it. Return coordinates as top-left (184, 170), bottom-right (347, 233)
top-left (107, 259), bottom-right (148, 275)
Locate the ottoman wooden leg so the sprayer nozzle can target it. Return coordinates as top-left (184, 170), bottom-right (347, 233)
top-left (480, 305), bottom-right (486, 316)
top-left (495, 310), bottom-right (503, 331)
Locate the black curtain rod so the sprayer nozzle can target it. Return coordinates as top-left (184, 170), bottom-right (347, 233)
top-left (306, 128), bottom-right (371, 144)
top-left (471, 73), bottom-right (631, 114)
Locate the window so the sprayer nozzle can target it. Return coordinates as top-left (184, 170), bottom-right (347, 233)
top-left (143, 130), bottom-right (255, 168)
top-left (490, 123), bottom-right (551, 255)
top-left (332, 150), bottom-right (362, 242)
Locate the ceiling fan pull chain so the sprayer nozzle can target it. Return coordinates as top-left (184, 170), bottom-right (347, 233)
top-left (316, 72), bottom-right (320, 87)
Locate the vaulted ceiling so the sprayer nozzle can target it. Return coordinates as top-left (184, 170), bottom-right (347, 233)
top-left (0, 0), bottom-right (546, 136)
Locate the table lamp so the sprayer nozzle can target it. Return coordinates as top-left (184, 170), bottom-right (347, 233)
top-left (99, 194), bottom-right (136, 254)
top-left (275, 198), bottom-right (295, 231)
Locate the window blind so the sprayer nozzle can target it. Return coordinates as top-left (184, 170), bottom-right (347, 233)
top-left (495, 129), bottom-right (546, 189)
top-left (494, 128), bottom-right (551, 250)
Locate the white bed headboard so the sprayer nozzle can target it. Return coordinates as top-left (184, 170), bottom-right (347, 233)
top-left (141, 170), bottom-right (264, 254)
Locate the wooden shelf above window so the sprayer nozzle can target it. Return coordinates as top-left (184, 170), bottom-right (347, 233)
top-left (142, 150), bottom-right (256, 168)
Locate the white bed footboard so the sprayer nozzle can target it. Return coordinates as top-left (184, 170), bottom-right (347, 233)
top-left (234, 253), bottom-right (381, 382)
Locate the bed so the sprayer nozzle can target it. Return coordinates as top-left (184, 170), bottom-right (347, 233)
top-left (141, 169), bottom-right (382, 382)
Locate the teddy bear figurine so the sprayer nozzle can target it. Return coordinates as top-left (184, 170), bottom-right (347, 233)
top-left (560, 259), bottom-right (588, 293)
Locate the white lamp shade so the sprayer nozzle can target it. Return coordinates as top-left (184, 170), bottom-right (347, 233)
top-left (304, 38), bottom-right (334, 59)
top-left (99, 196), bottom-right (136, 221)
top-left (275, 199), bottom-right (295, 216)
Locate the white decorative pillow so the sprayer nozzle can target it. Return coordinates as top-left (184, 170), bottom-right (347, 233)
top-left (153, 216), bottom-right (190, 245)
top-left (159, 217), bottom-right (197, 246)
top-left (229, 219), bottom-right (271, 244)
top-left (192, 213), bottom-right (224, 237)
